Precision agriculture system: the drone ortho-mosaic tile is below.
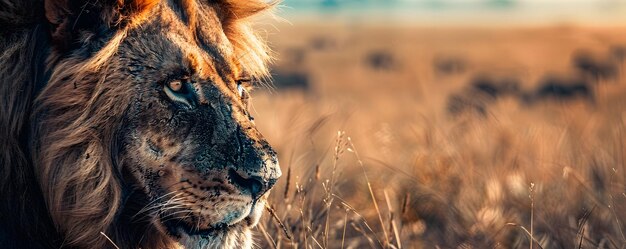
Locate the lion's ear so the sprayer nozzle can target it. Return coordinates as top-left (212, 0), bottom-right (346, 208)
top-left (44, 0), bottom-right (158, 51)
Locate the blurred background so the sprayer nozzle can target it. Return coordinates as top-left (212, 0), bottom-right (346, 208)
top-left (252, 1), bottom-right (626, 248)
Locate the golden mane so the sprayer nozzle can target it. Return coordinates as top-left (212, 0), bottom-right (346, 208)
top-left (0, 0), bottom-right (273, 248)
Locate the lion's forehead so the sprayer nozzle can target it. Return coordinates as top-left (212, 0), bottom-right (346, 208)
top-left (121, 1), bottom-right (240, 83)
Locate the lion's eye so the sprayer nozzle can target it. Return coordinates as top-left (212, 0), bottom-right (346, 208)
top-left (235, 79), bottom-right (252, 106)
top-left (164, 78), bottom-right (195, 108)
top-left (237, 83), bottom-right (245, 97)
top-left (168, 80), bottom-right (183, 92)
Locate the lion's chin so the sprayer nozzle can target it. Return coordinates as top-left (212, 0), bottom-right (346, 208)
top-left (172, 199), bottom-right (266, 249)
top-left (176, 226), bottom-right (252, 249)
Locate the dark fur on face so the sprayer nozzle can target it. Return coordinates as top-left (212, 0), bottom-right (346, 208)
top-left (0, 0), bottom-right (279, 248)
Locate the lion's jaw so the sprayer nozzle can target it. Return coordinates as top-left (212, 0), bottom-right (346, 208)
top-left (139, 164), bottom-right (273, 249)
top-left (173, 196), bottom-right (267, 249)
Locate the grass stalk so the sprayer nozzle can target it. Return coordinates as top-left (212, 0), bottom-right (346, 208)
top-left (347, 137), bottom-right (391, 248)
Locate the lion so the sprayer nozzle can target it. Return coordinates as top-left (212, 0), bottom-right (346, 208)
top-left (0, 0), bottom-right (281, 248)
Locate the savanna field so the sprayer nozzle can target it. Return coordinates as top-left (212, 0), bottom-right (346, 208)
top-left (251, 23), bottom-right (626, 248)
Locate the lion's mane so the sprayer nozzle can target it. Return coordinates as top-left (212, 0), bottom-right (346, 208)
top-left (0, 0), bottom-right (271, 248)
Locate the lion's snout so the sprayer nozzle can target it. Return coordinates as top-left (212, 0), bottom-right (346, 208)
top-left (230, 152), bottom-right (281, 199)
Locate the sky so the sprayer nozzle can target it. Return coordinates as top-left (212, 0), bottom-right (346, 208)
top-left (278, 0), bottom-right (626, 26)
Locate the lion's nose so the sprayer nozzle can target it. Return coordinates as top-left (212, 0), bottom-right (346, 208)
top-left (229, 158), bottom-right (281, 198)
top-left (229, 168), bottom-right (265, 197)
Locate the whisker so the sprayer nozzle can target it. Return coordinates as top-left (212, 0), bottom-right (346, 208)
top-left (134, 191), bottom-right (183, 216)
top-left (133, 191), bottom-right (191, 219)
top-left (156, 204), bottom-right (187, 215)
top-left (160, 210), bottom-right (194, 221)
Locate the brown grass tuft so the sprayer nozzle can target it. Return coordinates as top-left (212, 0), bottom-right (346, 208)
top-left (254, 23), bottom-right (626, 248)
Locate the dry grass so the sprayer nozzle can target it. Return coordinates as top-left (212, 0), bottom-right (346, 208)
top-left (251, 23), bottom-right (626, 248)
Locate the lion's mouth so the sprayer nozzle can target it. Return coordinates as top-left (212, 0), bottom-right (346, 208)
top-left (163, 216), bottom-right (244, 239)
top-left (161, 198), bottom-right (265, 238)
top-left (172, 221), bottom-right (232, 237)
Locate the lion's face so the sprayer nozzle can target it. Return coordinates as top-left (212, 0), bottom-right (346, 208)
top-left (33, 0), bottom-right (279, 248)
top-left (114, 5), bottom-right (280, 246)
